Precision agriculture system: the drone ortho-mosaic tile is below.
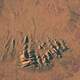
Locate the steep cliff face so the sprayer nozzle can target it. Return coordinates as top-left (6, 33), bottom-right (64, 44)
top-left (0, 0), bottom-right (80, 80)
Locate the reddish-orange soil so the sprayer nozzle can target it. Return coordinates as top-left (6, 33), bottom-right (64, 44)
top-left (0, 0), bottom-right (80, 80)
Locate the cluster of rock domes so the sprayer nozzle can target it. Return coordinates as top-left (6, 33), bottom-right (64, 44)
top-left (19, 34), bottom-right (69, 70)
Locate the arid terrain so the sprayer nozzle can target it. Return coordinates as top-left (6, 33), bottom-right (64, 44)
top-left (0, 0), bottom-right (80, 80)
